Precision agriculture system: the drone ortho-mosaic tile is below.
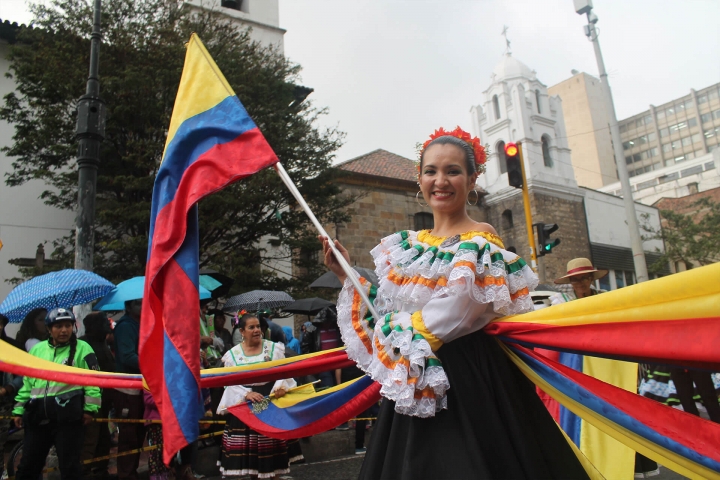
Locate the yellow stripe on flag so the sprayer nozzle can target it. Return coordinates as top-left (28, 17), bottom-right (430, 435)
top-left (163, 34), bottom-right (237, 158)
top-left (499, 342), bottom-right (720, 480)
top-left (494, 263), bottom-right (720, 326)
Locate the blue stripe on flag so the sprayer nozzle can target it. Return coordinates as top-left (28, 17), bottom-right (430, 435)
top-left (163, 331), bottom-right (203, 442)
top-left (256, 376), bottom-right (374, 430)
top-left (149, 95), bottom-right (257, 241)
top-left (514, 347), bottom-right (720, 472)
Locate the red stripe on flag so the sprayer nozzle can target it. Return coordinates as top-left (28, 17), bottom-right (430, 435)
top-left (486, 318), bottom-right (720, 370)
top-left (231, 381), bottom-right (382, 440)
top-left (145, 128), bottom-right (277, 280)
top-left (515, 344), bottom-right (720, 463)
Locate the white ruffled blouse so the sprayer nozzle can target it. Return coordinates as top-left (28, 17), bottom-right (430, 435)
top-left (337, 229), bottom-right (538, 418)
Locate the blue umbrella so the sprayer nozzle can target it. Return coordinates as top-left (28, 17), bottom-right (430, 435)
top-left (94, 276), bottom-right (212, 311)
top-left (0, 269), bottom-right (115, 323)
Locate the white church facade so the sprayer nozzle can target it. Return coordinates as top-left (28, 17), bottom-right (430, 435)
top-left (469, 54), bottom-right (664, 285)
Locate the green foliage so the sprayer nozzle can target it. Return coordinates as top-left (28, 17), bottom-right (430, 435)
top-left (641, 197), bottom-right (720, 273)
top-left (1, 0), bottom-right (351, 294)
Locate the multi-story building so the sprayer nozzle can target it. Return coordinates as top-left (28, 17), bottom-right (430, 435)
top-left (547, 72), bottom-right (618, 189)
top-left (619, 82), bottom-right (720, 179)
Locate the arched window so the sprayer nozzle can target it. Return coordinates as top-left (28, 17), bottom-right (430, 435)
top-left (414, 212), bottom-right (434, 231)
top-left (541, 135), bottom-right (553, 167)
top-left (493, 94), bottom-right (501, 120)
top-left (496, 140), bottom-right (507, 174)
top-left (535, 89), bottom-right (542, 114)
top-left (501, 209), bottom-right (514, 230)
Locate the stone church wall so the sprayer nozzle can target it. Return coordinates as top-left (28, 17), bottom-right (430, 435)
top-left (486, 189), bottom-right (591, 284)
top-left (336, 181), bottom-right (488, 269)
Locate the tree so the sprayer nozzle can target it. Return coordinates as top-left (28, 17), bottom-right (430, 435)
top-left (1, 0), bottom-right (352, 294)
top-left (641, 197), bottom-right (720, 274)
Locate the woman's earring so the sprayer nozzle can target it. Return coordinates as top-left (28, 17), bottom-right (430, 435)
top-left (416, 191), bottom-right (428, 207)
top-left (467, 189), bottom-right (479, 206)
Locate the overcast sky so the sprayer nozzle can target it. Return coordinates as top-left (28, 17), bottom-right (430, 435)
top-left (3, 1), bottom-right (719, 162)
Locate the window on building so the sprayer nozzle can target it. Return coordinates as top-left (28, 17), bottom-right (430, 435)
top-left (659, 128), bottom-right (669, 138)
top-left (501, 209), bottom-right (514, 230)
top-left (670, 121), bottom-right (688, 132)
top-left (705, 127), bottom-right (719, 139)
top-left (681, 137), bottom-right (692, 147)
top-left (221, 0), bottom-right (245, 10)
top-left (701, 113), bottom-right (712, 123)
top-left (636, 119), bottom-right (644, 128)
top-left (644, 115), bottom-right (653, 125)
top-left (414, 212), bottom-right (434, 231)
top-left (705, 161), bottom-right (716, 170)
top-left (493, 95), bottom-right (501, 120)
top-left (687, 182), bottom-right (699, 194)
top-left (625, 156), bottom-right (633, 165)
top-left (496, 140), bottom-right (507, 174)
top-left (638, 135), bottom-right (647, 144)
top-left (685, 100), bottom-right (694, 110)
top-left (638, 178), bottom-right (658, 190)
top-left (671, 140), bottom-right (681, 150)
top-left (666, 106), bottom-right (675, 116)
top-left (659, 172), bottom-right (680, 183)
top-left (681, 165), bottom-right (703, 177)
top-left (541, 136), bottom-right (553, 167)
top-left (650, 147), bottom-right (659, 157)
top-left (623, 141), bottom-right (633, 150)
top-left (615, 270), bottom-right (626, 288)
top-left (625, 270), bottom-right (636, 286)
top-left (677, 103), bottom-right (686, 113)
top-left (674, 155), bottom-right (686, 163)
top-left (647, 132), bottom-right (656, 142)
top-left (535, 89), bottom-right (542, 114)
top-left (691, 133), bottom-right (702, 144)
top-left (619, 124), bottom-right (628, 133)
top-left (698, 95), bottom-right (708, 104)
top-left (710, 89), bottom-right (719, 100)
top-left (714, 109), bottom-right (720, 120)
top-left (688, 117), bottom-right (698, 127)
top-left (657, 110), bottom-right (666, 119)
top-left (662, 143), bottom-right (671, 153)
top-left (598, 271), bottom-right (611, 291)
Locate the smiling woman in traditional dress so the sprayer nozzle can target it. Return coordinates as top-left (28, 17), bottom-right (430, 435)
top-left (217, 313), bottom-right (303, 479)
top-left (320, 127), bottom-right (589, 479)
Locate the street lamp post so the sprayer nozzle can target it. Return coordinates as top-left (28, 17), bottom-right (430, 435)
top-left (74, 0), bottom-right (105, 322)
top-left (575, 0), bottom-right (649, 283)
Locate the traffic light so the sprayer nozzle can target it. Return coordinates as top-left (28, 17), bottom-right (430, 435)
top-left (535, 222), bottom-right (561, 256)
top-left (505, 142), bottom-right (523, 189)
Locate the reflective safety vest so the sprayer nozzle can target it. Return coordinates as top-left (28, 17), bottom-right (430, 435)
top-left (12, 338), bottom-right (102, 417)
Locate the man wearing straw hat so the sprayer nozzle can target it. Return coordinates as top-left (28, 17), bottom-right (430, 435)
top-left (550, 258), bottom-right (608, 304)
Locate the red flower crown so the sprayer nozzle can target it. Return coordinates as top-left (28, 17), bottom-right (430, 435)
top-left (418, 126), bottom-right (487, 173)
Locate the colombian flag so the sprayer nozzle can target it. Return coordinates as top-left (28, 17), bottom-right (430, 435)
top-left (139, 34), bottom-right (278, 463)
top-left (229, 376), bottom-right (381, 440)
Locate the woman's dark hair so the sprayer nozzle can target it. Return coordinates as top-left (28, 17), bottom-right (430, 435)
top-left (16, 307), bottom-right (48, 349)
top-left (420, 136), bottom-right (477, 174)
top-left (236, 313), bottom-right (258, 331)
top-left (0, 314), bottom-right (9, 343)
top-left (66, 333), bottom-right (78, 367)
top-left (83, 312), bottom-right (110, 340)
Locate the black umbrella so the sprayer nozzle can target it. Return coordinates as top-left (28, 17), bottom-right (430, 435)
top-left (309, 267), bottom-right (379, 289)
top-left (199, 268), bottom-right (235, 299)
top-left (223, 290), bottom-right (294, 312)
top-left (282, 297), bottom-right (335, 316)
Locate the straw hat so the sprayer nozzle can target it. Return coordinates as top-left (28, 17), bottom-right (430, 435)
top-left (554, 258), bottom-right (608, 284)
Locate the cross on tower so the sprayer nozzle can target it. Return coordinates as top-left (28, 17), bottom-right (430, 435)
top-left (501, 25), bottom-right (511, 56)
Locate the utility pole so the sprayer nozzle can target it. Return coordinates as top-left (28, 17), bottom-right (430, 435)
top-left (575, 0), bottom-right (649, 283)
top-left (74, 0), bottom-right (106, 324)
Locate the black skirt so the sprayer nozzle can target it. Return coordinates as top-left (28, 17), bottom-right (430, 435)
top-left (359, 331), bottom-right (589, 480)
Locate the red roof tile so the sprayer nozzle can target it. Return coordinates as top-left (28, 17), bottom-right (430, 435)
top-left (337, 149), bottom-right (418, 183)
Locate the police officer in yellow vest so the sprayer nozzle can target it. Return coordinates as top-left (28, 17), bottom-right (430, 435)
top-left (12, 308), bottom-right (101, 479)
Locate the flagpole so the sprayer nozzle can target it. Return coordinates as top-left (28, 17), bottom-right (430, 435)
top-left (273, 163), bottom-right (381, 322)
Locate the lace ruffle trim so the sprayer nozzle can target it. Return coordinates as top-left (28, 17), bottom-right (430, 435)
top-left (371, 230), bottom-right (538, 316)
top-left (337, 278), bottom-right (450, 418)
